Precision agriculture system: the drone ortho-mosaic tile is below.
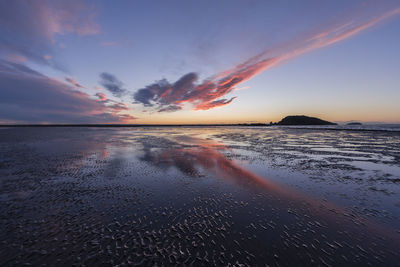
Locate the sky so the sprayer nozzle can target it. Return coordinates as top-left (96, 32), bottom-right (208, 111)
top-left (0, 0), bottom-right (399, 124)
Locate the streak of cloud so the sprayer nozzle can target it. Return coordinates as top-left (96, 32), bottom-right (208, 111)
top-left (133, 6), bottom-right (400, 112)
top-left (65, 77), bottom-right (85, 89)
top-left (194, 97), bottom-right (237, 111)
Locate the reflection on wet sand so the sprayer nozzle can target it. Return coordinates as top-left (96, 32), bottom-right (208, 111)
top-left (142, 139), bottom-right (284, 193)
top-left (139, 134), bottom-right (345, 203)
top-left (140, 135), bottom-right (400, 243)
top-left (1, 128), bottom-right (399, 266)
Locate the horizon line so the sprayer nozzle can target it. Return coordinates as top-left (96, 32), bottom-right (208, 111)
top-left (0, 121), bottom-right (399, 127)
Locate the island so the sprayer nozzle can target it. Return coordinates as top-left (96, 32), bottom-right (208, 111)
top-left (276, 115), bottom-right (337, 125)
top-left (346, 122), bottom-right (362, 125)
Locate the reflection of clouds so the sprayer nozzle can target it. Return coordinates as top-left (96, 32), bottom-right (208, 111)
top-left (156, 145), bottom-right (283, 193)
top-left (138, 134), bottom-right (400, 243)
top-left (139, 135), bottom-right (288, 194)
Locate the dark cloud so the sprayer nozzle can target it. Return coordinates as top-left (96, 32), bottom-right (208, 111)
top-left (0, 60), bottom-right (135, 124)
top-left (158, 105), bottom-right (182, 113)
top-left (0, 0), bottom-right (99, 67)
top-left (133, 79), bottom-right (169, 107)
top-left (100, 72), bottom-right (127, 97)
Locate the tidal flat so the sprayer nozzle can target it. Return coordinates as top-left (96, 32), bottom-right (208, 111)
top-left (0, 126), bottom-right (399, 266)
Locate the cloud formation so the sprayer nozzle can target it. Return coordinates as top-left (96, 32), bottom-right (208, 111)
top-left (194, 97), bottom-right (237, 111)
top-left (133, 7), bottom-right (400, 112)
top-left (99, 72), bottom-right (127, 97)
top-left (95, 92), bottom-right (131, 114)
top-left (0, 0), bottom-right (99, 66)
top-left (65, 77), bottom-right (85, 89)
top-left (133, 72), bottom-right (197, 112)
top-left (95, 92), bottom-right (107, 101)
top-left (0, 60), bottom-right (135, 124)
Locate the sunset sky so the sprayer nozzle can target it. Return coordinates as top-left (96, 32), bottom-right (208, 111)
top-left (1, 0), bottom-right (399, 124)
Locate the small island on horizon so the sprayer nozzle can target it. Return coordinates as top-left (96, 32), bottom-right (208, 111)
top-left (275, 115), bottom-right (337, 126)
top-left (241, 115), bottom-right (337, 126)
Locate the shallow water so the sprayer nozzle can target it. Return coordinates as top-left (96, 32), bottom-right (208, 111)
top-left (0, 127), bottom-right (399, 266)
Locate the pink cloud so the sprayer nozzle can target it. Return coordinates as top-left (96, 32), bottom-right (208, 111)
top-left (194, 97), bottom-right (237, 111)
top-left (134, 6), bottom-right (400, 112)
top-left (186, 7), bottom-right (400, 110)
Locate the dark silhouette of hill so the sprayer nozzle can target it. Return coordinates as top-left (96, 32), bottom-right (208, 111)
top-left (277, 115), bottom-right (336, 125)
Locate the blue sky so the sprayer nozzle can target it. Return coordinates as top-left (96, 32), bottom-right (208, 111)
top-left (0, 0), bottom-right (399, 123)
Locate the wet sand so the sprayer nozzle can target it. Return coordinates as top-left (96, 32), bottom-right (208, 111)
top-left (0, 127), bottom-right (399, 266)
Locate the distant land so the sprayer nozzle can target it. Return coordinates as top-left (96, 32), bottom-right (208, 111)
top-left (276, 115), bottom-right (337, 125)
top-left (346, 122), bottom-right (362, 125)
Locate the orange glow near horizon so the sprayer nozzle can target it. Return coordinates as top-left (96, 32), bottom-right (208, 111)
top-left (124, 107), bottom-right (400, 124)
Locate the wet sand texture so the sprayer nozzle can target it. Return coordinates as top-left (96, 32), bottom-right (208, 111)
top-left (0, 127), bottom-right (399, 266)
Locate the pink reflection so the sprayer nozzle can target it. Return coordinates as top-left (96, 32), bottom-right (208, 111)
top-left (148, 135), bottom-right (301, 197)
top-left (100, 148), bottom-right (108, 159)
top-left (156, 144), bottom-right (284, 194)
top-left (143, 135), bottom-right (400, 244)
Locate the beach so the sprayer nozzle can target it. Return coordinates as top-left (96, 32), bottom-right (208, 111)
top-left (0, 126), bottom-right (399, 266)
